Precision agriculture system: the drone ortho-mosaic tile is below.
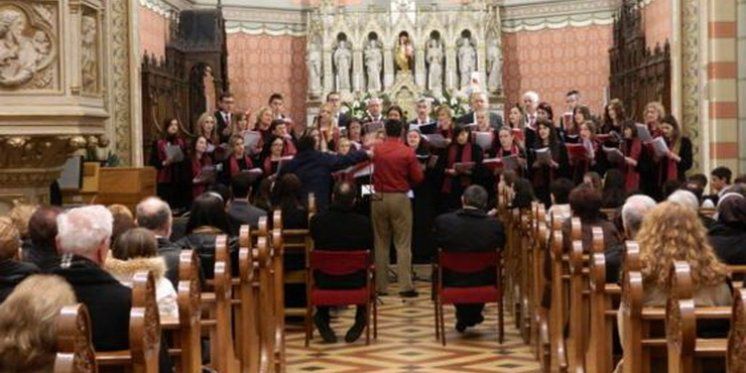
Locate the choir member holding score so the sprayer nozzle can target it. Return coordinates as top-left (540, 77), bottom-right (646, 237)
top-left (640, 101), bottom-right (667, 199)
top-left (407, 129), bottom-right (438, 263)
top-left (656, 114), bottom-right (693, 186)
top-left (528, 119), bottom-right (568, 207)
top-left (151, 118), bottom-right (189, 210)
top-left (601, 98), bottom-right (625, 135)
top-left (221, 135), bottom-right (257, 184)
top-left (567, 121), bottom-right (598, 185)
top-left (190, 135), bottom-right (214, 199)
top-left (440, 126), bottom-right (484, 212)
top-left (567, 105), bottom-right (591, 143)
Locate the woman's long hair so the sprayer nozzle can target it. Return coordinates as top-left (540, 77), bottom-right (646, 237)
top-left (186, 193), bottom-right (231, 234)
top-left (637, 202), bottom-right (728, 288)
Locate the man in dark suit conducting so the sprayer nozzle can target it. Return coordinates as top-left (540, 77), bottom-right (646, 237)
top-left (310, 181), bottom-right (374, 343)
top-left (457, 92), bottom-right (503, 130)
top-left (433, 185), bottom-right (506, 332)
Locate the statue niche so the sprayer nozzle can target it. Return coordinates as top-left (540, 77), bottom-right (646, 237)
top-left (425, 31), bottom-right (443, 96)
top-left (332, 33), bottom-right (352, 92)
top-left (363, 32), bottom-right (382, 93)
top-left (394, 31), bottom-right (413, 76)
top-left (456, 30), bottom-right (476, 89)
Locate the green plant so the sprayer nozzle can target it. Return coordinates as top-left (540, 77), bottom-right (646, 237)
top-left (341, 92), bottom-right (392, 120)
top-left (423, 89), bottom-right (470, 117)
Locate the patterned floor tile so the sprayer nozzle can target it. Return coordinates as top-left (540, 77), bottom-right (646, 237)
top-left (286, 282), bottom-right (541, 372)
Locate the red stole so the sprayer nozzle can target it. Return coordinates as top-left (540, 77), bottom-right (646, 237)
top-left (622, 138), bottom-right (641, 191)
top-left (442, 143), bottom-right (473, 193)
top-left (283, 138), bottom-right (297, 156)
top-left (665, 138), bottom-right (678, 182)
top-left (229, 154), bottom-right (253, 176)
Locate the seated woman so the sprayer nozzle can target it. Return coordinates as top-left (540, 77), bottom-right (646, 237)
top-left (0, 275), bottom-right (77, 372)
top-left (561, 185), bottom-right (622, 254)
top-left (106, 228), bottom-right (179, 319)
top-left (273, 174), bottom-right (309, 308)
top-left (708, 194), bottom-right (746, 265)
top-left (177, 193), bottom-right (238, 279)
top-left (616, 202), bottom-right (731, 372)
top-left (601, 169), bottom-right (627, 209)
top-left (0, 217), bottom-right (39, 303)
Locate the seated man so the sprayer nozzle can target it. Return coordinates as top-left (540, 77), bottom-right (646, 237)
top-left (135, 196), bottom-right (190, 288)
top-left (309, 181), bottom-right (373, 343)
top-left (434, 185), bottom-right (506, 332)
top-left (0, 217), bottom-right (39, 303)
top-left (604, 194), bottom-right (656, 283)
top-left (23, 206), bottom-right (62, 271)
top-left (227, 172), bottom-right (267, 229)
top-left (50, 205), bottom-right (132, 351)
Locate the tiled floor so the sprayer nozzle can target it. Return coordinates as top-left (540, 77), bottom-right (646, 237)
top-left (286, 282), bottom-right (541, 372)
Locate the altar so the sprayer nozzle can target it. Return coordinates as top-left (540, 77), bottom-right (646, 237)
top-left (305, 0), bottom-right (504, 121)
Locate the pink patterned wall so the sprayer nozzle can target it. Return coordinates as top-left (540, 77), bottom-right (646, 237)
top-left (138, 6), bottom-right (170, 59)
top-left (642, 0), bottom-right (672, 48)
top-left (226, 34), bottom-right (308, 127)
top-left (502, 25), bottom-right (613, 117)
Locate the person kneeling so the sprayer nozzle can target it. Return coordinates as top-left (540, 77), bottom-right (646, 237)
top-left (434, 185), bottom-right (506, 332)
top-left (310, 181), bottom-right (373, 343)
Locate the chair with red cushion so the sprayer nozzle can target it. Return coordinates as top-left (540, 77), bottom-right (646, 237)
top-left (304, 250), bottom-right (377, 346)
top-left (433, 248), bottom-right (503, 346)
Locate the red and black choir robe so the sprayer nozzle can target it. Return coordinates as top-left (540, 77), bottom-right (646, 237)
top-left (439, 141), bottom-right (483, 211)
top-left (528, 142), bottom-right (569, 207)
top-left (221, 153), bottom-right (254, 184)
top-left (191, 153), bottom-right (213, 199)
top-left (621, 138), bottom-right (642, 192)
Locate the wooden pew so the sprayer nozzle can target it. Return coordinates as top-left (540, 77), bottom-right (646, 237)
top-left (256, 235), bottom-right (279, 372)
top-left (519, 206), bottom-right (535, 344)
top-left (238, 225), bottom-right (263, 372)
top-left (665, 261), bottom-right (730, 373)
top-left (727, 288), bottom-right (746, 371)
top-left (54, 304), bottom-right (98, 373)
top-left (586, 240), bottom-right (624, 373)
top-left (271, 213), bottom-right (287, 372)
top-left (95, 270), bottom-right (161, 372)
top-left (549, 217), bottom-right (580, 373)
top-left (212, 236), bottom-right (240, 372)
top-left (161, 250), bottom-right (202, 372)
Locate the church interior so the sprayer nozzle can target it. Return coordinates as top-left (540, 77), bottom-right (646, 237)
top-left (0, 0), bottom-right (745, 372)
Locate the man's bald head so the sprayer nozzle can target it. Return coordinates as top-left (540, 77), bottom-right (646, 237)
top-left (135, 197), bottom-right (172, 236)
top-left (332, 181), bottom-right (356, 208)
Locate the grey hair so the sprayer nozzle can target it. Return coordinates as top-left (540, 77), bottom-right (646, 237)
top-left (463, 185), bottom-right (488, 210)
top-left (621, 194), bottom-right (656, 238)
top-left (135, 197), bottom-right (172, 231)
top-left (666, 189), bottom-right (699, 212)
top-left (523, 91), bottom-right (539, 103)
top-left (56, 205), bottom-right (113, 256)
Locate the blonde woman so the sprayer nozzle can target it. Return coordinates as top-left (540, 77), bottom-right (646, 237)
top-left (0, 217), bottom-right (39, 303)
top-left (0, 275), bottom-right (77, 372)
top-left (195, 112), bottom-right (219, 149)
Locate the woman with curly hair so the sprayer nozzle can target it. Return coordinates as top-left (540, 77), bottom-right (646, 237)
top-left (636, 201), bottom-right (730, 306)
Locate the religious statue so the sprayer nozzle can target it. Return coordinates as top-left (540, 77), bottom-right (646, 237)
top-left (457, 36), bottom-right (476, 88)
top-left (307, 42), bottom-right (322, 96)
top-left (364, 39), bottom-right (382, 92)
top-left (333, 39), bottom-right (352, 91)
top-left (425, 38), bottom-right (443, 94)
top-left (395, 32), bottom-right (413, 74)
top-left (486, 37), bottom-right (502, 93)
top-left (0, 8), bottom-right (53, 87)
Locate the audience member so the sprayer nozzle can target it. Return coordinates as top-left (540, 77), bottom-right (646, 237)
top-left (309, 181), bottom-right (374, 343)
top-left (135, 196), bottom-right (184, 288)
top-left (50, 205), bottom-right (132, 351)
top-left (604, 195), bottom-right (656, 283)
top-left (106, 228), bottom-right (178, 318)
top-left (0, 217), bottom-right (39, 303)
top-left (109, 204), bottom-right (136, 248)
top-left (547, 178), bottom-right (573, 223)
top-left (0, 275), bottom-right (76, 371)
top-left (601, 169), bottom-right (626, 209)
top-left (9, 203), bottom-right (37, 252)
top-left (562, 186), bottom-right (622, 255)
top-left (668, 189), bottom-right (715, 229)
top-left (434, 185), bottom-right (505, 332)
top-left (177, 194), bottom-right (238, 279)
top-left (703, 166), bottom-right (733, 207)
top-left (23, 206), bottom-right (62, 270)
top-left (708, 194), bottom-right (746, 265)
top-left (228, 173), bottom-right (267, 229)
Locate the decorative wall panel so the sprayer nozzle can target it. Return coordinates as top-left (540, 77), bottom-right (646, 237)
top-left (502, 25), bottom-right (613, 116)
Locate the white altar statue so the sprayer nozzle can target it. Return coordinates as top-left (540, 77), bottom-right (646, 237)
top-left (364, 39), bottom-right (382, 92)
top-left (425, 38), bottom-right (443, 94)
top-left (333, 40), bottom-right (352, 91)
top-left (457, 36), bottom-right (476, 88)
top-left (307, 43), bottom-right (322, 96)
top-left (486, 38), bottom-right (502, 93)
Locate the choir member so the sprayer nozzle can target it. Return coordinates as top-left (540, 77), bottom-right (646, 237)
top-left (528, 119), bottom-right (568, 207)
top-left (522, 91), bottom-right (540, 128)
top-left (410, 98), bottom-right (433, 125)
top-left (657, 114), bottom-right (693, 187)
top-left (347, 119), bottom-right (364, 148)
top-left (568, 121), bottom-right (598, 185)
top-left (435, 104), bottom-right (455, 141)
top-left (620, 120), bottom-right (642, 192)
top-left (262, 136), bottom-right (286, 176)
top-left (639, 101), bottom-right (666, 199)
top-left (560, 90), bottom-right (581, 131)
top-left (601, 169), bottom-right (627, 209)
top-left (407, 129), bottom-right (437, 263)
top-left (457, 92), bottom-right (503, 129)
top-left (507, 104), bottom-right (525, 129)
top-left (232, 111), bottom-right (253, 134)
top-left (315, 103), bottom-right (340, 151)
top-left (362, 97), bottom-right (384, 123)
top-left (190, 135), bottom-right (213, 200)
top-left (567, 105), bottom-right (591, 143)
top-left (195, 113), bottom-right (219, 153)
top-left (269, 119), bottom-right (297, 156)
top-left (601, 98), bottom-right (625, 135)
top-left (214, 93), bottom-right (236, 143)
top-left (387, 105), bottom-right (406, 122)
top-left (494, 127), bottom-right (527, 164)
top-left (150, 118), bottom-right (189, 210)
top-left (254, 106), bottom-right (274, 140)
top-left (440, 126), bottom-right (483, 212)
top-left (538, 101), bottom-right (564, 142)
top-left (269, 93), bottom-right (287, 120)
top-left (220, 135), bottom-right (255, 184)
top-left (337, 137), bottom-right (352, 156)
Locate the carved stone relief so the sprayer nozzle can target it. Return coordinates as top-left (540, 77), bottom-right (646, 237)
top-left (0, 3), bottom-right (56, 89)
top-left (81, 10), bottom-right (98, 94)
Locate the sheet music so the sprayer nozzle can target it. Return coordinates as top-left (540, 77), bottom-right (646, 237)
top-left (363, 121), bottom-right (384, 134)
top-left (650, 137), bottom-right (669, 158)
top-left (423, 133), bottom-right (448, 148)
top-left (194, 165), bottom-right (217, 184)
top-left (453, 162), bottom-right (475, 173)
top-left (534, 147), bottom-right (552, 166)
top-left (636, 123), bottom-right (652, 142)
top-left (502, 155), bottom-right (520, 171)
top-left (243, 131), bottom-right (262, 154)
top-left (165, 144), bottom-right (184, 163)
top-left (473, 131), bottom-right (494, 151)
top-left (408, 121), bottom-right (437, 134)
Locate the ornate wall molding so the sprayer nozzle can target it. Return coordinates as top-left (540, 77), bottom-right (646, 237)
top-left (501, 0), bottom-right (621, 33)
top-left (138, 0), bottom-right (184, 18)
top-left (222, 6), bottom-right (306, 36)
top-left (679, 0), bottom-right (701, 171)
